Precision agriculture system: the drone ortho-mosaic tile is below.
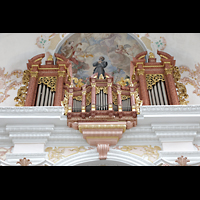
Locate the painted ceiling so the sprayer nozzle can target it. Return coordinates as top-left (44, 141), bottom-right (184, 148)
top-left (56, 33), bottom-right (146, 84)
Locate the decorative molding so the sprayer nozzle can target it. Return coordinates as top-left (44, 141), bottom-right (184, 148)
top-left (16, 157), bottom-right (32, 166)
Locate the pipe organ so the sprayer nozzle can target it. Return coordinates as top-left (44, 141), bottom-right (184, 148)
top-left (15, 50), bottom-right (188, 113)
top-left (14, 50), bottom-right (189, 160)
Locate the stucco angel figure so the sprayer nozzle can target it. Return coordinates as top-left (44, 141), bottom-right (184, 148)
top-left (93, 56), bottom-right (108, 79)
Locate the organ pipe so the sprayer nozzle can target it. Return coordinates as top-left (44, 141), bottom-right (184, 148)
top-left (36, 84), bottom-right (42, 106)
top-left (161, 81), bottom-right (168, 105)
top-left (157, 81), bottom-right (164, 105)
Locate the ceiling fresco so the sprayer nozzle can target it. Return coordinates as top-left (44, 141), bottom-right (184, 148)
top-left (56, 33), bottom-right (147, 84)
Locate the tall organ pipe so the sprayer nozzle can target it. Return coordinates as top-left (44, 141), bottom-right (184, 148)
top-left (161, 81), bottom-right (168, 105)
top-left (36, 84), bottom-right (42, 106)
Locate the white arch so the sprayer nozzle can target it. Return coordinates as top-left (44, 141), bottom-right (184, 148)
top-left (53, 33), bottom-right (149, 60)
top-left (53, 148), bottom-right (154, 166)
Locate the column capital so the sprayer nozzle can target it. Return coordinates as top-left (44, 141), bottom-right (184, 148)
top-left (30, 71), bottom-right (38, 78)
top-left (137, 69), bottom-right (145, 76)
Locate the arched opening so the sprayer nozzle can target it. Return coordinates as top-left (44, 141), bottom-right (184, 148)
top-left (53, 148), bottom-right (154, 166)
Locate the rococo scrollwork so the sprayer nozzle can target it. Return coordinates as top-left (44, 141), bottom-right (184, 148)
top-left (146, 74), bottom-right (165, 90)
top-left (14, 70), bottom-right (30, 106)
top-left (173, 66), bottom-right (189, 105)
top-left (38, 76), bottom-right (57, 92)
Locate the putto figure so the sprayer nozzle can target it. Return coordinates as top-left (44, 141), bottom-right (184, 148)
top-left (93, 56), bottom-right (108, 79)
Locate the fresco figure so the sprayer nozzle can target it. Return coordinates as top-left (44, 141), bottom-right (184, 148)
top-left (93, 56), bottom-right (108, 78)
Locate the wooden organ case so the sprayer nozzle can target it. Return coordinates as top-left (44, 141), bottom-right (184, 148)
top-left (15, 51), bottom-right (188, 159)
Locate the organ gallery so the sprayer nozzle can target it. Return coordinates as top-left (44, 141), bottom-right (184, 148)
top-left (1, 33), bottom-right (199, 166)
top-left (13, 49), bottom-right (188, 161)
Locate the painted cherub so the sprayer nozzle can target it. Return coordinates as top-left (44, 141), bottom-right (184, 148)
top-left (60, 41), bottom-right (82, 65)
top-left (115, 44), bottom-right (134, 58)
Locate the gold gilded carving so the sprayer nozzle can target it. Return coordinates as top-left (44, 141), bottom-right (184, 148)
top-left (112, 91), bottom-right (118, 106)
top-left (45, 146), bottom-right (94, 163)
top-left (117, 77), bottom-right (131, 87)
top-left (96, 86), bottom-right (108, 94)
top-left (149, 52), bottom-right (155, 58)
top-left (86, 91), bottom-right (91, 106)
top-left (117, 145), bottom-right (161, 163)
top-left (146, 74), bottom-right (165, 90)
top-left (47, 55), bottom-right (53, 61)
top-left (14, 70), bottom-right (30, 107)
top-left (121, 95), bottom-right (130, 101)
top-left (173, 66), bottom-right (189, 105)
top-left (73, 96), bottom-right (82, 101)
top-left (137, 69), bottom-right (145, 76)
top-left (99, 74), bottom-right (104, 80)
top-left (134, 90), bottom-right (143, 114)
top-left (61, 91), bottom-right (69, 115)
top-left (38, 76), bottom-right (57, 92)
top-left (73, 77), bottom-right (84, 88)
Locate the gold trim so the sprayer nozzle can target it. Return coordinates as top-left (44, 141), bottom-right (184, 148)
top-left (91, 104), bottom-right (96, 111)
top-left (118, 105), bottom-right (122, 112)
top-left (160, 55), bottom-right (168, 59)
top-left (57, 57), bottom-right (64, 61)
top-left (108, 104), bottom-right (113, 111)
top-left (144, 65), bottom-right (164, 68)
top-left (79, 124), bottom-right (126, 133)
top-left (138, 55), bottom-right (145, 60)
top-left (59, 64), bottom-right (66, 67)
top-left (32, 64), bottom-right (39, 67)
top-left (34, 58), bottom-right (43, 63)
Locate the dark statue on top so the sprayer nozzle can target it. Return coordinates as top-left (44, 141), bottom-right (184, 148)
top-left (93, 56), bottom-right (108, 79)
